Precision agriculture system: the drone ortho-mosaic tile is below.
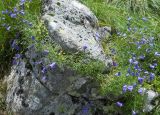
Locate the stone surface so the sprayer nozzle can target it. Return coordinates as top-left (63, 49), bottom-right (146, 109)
top-left (5, 47), bottom-right (120, 115)
top-left (42, 0), bottom-right (112, 69)
top-left (143, 90), bottom-right (159, 112)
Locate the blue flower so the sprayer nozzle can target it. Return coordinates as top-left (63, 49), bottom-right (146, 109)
top-left (138, 88), bottom-right (143, 95)
top-left (6, 26), bottom-right (11, 31)
top-left (132, 110), bottom-right (137, 115)
top-left (31, 36), bottom-right (35, 40)
top-left (122, 85), bottom-right (127, 93)
top-left (50, 62), bottom-right (56, 69)
top-left (82, 105), bottom-right (89, 114)
top-left (42, 67), bottom-right (47, 74)
top-left (42, 76), bottom-right (47, 82)
top-left (14, 54), bottom-right (21, 59)
top-left (20, 0), bottom-right (26, 5)
top-left (149, 73), bottom-right (155, 81)
top-left (12, 59), bottom-right (17, 65)
top-left (19, 10), bottom-right (25, 15)
top-left (10, 13), bottom-right (17, 18)
top-left (155, 52), bottom-right (160, 56)
top-left (83, 45), bottom-right (87, 50)
top-left (139, 55), bottom-right (145, 60)
top-left (116, 102), bottom-right (123, 107)
top-left (149, 64), bottom-right (155, 69)
top-left (113, 61), bottom-right (118, 67)
top-left (127, 85), bottom-right (133, 92)
top-left (115, 72), bottom-right (121, 76)
top-left (138, 77), bottom-right (144, 84)
top-left (14, 7), bottom-right (18, 12)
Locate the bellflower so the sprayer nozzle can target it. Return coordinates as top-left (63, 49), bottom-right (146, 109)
top-left (149, 73), bottom-right (155, 81)
top-left (138, 77), bottom-right (144, 84)
top-left (42, 76), bottom-right (47, 82)
top-left (127, 85), bottom-right (133, 92)
top-left (155, 52), bottom-right (160, 56)
top-left (122, 85), bottom-right (127, 93)
top-left (50, 62), bottom-right (56, 69)
top-left (116, 102), bottom-right (123, 107)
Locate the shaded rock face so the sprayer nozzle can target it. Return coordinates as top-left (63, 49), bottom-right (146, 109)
top-left (6, 47), bottom-right (121, 115)
top-left (42, 0), bottom-right (112, 69)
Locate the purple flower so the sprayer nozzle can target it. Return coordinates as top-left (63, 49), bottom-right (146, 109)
top-left (149, 64), bottom-right (155, 69)
top-left (83, 45), bottom-right (87, 50)
top-left (14, 7), bottom-right (18, 12)
top-left (6, 26), bottom-right (11, 31)
top-left (113, 61), bottom-right (118, 67)
top-left (20, 0), bottom-right (26, 5)
top-left (149, 73), bottom-right (155, 81)
top-left (14, 54), bottom-right (21, 59)
top-left (127, 85), bottom-right (133, 92)
top-left (122, 85), bottom-right (127, 93)
top-left (116, 102), bottom-right (123, 107)
top-left (82, 105), bottom-right (89, 114)
top-left (155, 52), bottom-right (160, 56)
top-left (41, 67), bottom-right (47, 74)
top-left (115, 72), bottom-right (121, 76)
top-left (31, 36), bottom-right (35, 40)
top-left (129, 58), bottom-right (133, 64)
top-left (134, 64), bottom-right (140, 70)
top-left (10, 13), bottom-right (17, 18)
top-left (12, 59), bottom-right (17, 65)
top-left (135, 72), bottom-right (140, 77)
top-left (139, 55), bottom-right (145, 60)
top-left (50, 62), bottom-right (56, 69)
top-left (132, 110), bottom-right (137, 115)
top-left (138, 77), bottom-right (144, 84)
top-left (11, 40), bottom-right (20, 50)
top-left (34, 61), bottom-right (42, 65)
top-left (42, 76), bottom-right (47, 82)
top-left (127, 68), bottom-right (132, 74)
top-left (138, 88), bottom-right (143, 95)
top-left (2, 10), bottom-right (8, 14)
top-left (19, 10), bottom-right (25, 15)
top-left (133, 61), bottom-right (138, 65)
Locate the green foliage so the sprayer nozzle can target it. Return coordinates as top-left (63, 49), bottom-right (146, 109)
top-left (82, 0), bottom-right (160, 114)
top-left (37, 41), bottom-right (106, 77)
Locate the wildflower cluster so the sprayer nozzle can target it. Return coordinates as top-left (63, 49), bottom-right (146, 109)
top-left (113, 17), bottom-right (160, 114)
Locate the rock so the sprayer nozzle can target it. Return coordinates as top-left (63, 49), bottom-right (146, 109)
top-left (5, 45), bottom-right (119, 115)
top-left (6, 47), bottom-right (107, 115)
top-left (143, 90), bottom-right (159, 112)
top-left (42, 0), bottom-right (112, 69)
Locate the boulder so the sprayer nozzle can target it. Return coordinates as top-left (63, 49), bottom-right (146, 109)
top-left (42, 0), bottom-right (112, 69)
top-left (5, 47), bottom-right (119, 115)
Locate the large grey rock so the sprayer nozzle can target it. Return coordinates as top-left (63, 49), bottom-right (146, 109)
top-left (5, 46), bottom-right (121, 115)
top-left (42, 0), bottom-right (112, 69)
